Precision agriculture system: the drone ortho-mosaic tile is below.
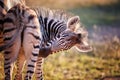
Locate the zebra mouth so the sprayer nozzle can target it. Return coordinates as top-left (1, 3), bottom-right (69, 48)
top-left (75, 41), bottom-right (92, 53)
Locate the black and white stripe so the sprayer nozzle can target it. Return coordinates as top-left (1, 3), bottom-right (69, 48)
top-left (0, 2), bottom-right (87, 80)
top-left (0, 0), bottom-right (7, 49)
top-left (2, 3), bottom-right (41, 80)
top-left (39, 16), bottom-right (66, 44)
top-left (33, 8), bottom-right (79, 80)
top-left (34, 7), bottom-right (92, 80)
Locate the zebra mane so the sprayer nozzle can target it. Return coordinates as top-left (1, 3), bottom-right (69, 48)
top-left (33, 7), bottom-right (75, 23)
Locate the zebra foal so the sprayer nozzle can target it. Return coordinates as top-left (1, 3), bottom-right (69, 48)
top-left (32, 7), bottom-right (92, 80)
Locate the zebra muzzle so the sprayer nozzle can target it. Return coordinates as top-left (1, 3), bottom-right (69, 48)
top-left (75, 40), bottom-right (92, 53)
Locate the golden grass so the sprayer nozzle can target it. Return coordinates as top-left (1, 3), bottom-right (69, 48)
top-left (0, 41), bottom-right (120, 80)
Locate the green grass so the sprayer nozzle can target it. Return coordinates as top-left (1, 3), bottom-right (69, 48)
top-left (0, 45), bottom-right (120, 80)
top-left (43, 49), bottom-right (120, 80)
top-left (27, 0), bottom-right (120, 27)
top-left (68, 5), bottom-right (120, 27)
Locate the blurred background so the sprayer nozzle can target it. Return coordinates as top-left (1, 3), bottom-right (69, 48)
top-left (0, 0), bottom-right (120, 80)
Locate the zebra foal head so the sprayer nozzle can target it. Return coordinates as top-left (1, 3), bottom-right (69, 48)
top-left (39, 16), bottom-right (92, 57)
top-left (51, 16), bottom-right (92, 53)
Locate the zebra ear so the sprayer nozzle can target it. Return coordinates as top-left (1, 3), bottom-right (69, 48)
top-left (67, 16), bottom-right (80, 31)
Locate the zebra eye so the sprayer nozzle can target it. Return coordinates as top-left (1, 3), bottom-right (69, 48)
top-left (78, 33), bottom-right (81, 38)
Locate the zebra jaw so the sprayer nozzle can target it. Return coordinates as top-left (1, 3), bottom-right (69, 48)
top-left (39, 45), bottom-right (66, 58)
top-left (75, 40), bottom-right (92, 53)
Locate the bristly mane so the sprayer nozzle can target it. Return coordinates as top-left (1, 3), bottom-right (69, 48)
top-left (33, 7), bottom-right (75, 23)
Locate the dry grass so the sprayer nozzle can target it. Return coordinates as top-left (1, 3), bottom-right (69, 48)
top-left (0, 41), bottom-right (120, 80)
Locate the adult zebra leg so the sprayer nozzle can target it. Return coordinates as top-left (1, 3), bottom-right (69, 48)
top-left (14, 47), bottom-right (25, 80)
top-left (21, 6), bottom-right (41, 80)
top-left (24, 46), bottom-right (39, 80)
top-left (23, 28), bottom-right (40, 80)
top-left (35, 57), bottom-right (43, 80)
top-left (4, 35), bottom-right (21, 80)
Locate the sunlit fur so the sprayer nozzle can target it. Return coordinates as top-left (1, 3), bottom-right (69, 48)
top-left (3, 4), bottom-right (41, 80)
top-left (7, 0), bottom-right (25, 10)
top-left (0, 0), bottom-right (26, 52)
top-left (34, 7), bottom-right (88, 56)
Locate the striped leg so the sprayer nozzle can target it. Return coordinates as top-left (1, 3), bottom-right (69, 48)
top-left (24, 43), bottom-right (40, 80)
top-left (35, 57), bottom-right (43, 80)
top-left (4, 34), bottom-right (21, 80)
top-left (23, 26), bottom-right (40, 80)
top-left (22, 7), bottom-right (41, 80)
top-left (3, 6), bottom-right (22, 79)
top-left (14, 47), bottom-right (25, 80)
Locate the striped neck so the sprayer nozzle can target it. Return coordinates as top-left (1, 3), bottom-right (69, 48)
top-left (33, 8), bottom-right (74, 46)
top-left (39, 16), bottom-right (66, 45)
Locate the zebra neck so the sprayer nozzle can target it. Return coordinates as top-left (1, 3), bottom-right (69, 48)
top-left (39, 16), bottom-right (66, 43)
